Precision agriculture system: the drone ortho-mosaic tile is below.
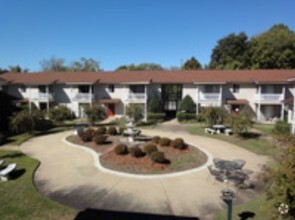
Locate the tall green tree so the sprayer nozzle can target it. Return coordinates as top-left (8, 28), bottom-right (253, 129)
top-left (40, 57), bottom-right (68, 72)
top-left (70, 57), bottom-right (100, 71)
top-left (250, 24), bottom-right (295, 69)
top-left (209, 32), bottom-right (251, 69)
top-left (0, 68), bottom-right (8, 74)
top-left (116, 63), bottom-right (163, 71)
top-left (181, 57), bottom-right (202, 70)
top-left (8, 65), bottom-right (29, 73)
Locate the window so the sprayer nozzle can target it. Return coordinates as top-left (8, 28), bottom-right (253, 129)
top-left (20, 85), bottom-right (26, 93)
top-left (78, 85), bottom-right (93, 93)
top-left (130, 85), bottom-right (145, 93)
top-left (39, 85), bottom-right (46, 93)
top-left (108, 84), bottom-right (115, 93)
top-left (204, 85), bottom-right (219, 93)
top-left (233, 84), bottom-right (240, 93)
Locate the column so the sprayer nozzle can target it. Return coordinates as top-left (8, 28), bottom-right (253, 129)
top-left (293, 84), bottom-right (295, 134)
top-left (196, 85), bottom-right (199, 115)
top-left (46, 85), bottom-right (49, 114)
top-left (144, 85), bottom-right (147, 121)
top-left (29, 86), bottom-right (32, 113)
top-left (257, 85), bottom-right (261, 121)
top-left (89, 85), bottom-right (92, 107)
top-left (281, 86), bottom-right (286, 120)
top-left (220, 84), bottom-right (223, 107)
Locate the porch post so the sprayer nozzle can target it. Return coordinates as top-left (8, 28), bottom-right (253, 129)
top-left (89, 85), bottom-right (92, 107)
top-left (29, 86), bottom-right (32, 114)
top-left (46, 85), bottom-right (49, 115)
top-left (257, 85), bottom-right (261, 121)
top-left (220, 84), bottom-right (223, 107)
top-left (281, 85), bottom-right (286, 120)
top-left (293, 84), bottom-right (295, 134)
top-left (196, 84), bottom-right (199, 115)
top-left (144, 85), bottom-right (147, 121)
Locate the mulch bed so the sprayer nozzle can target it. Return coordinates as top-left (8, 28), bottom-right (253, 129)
top-left (66, 135), bottom-right (208, 175)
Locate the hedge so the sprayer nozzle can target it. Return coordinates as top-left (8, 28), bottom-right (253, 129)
top-left (147, 113), bottom-right (166, 122)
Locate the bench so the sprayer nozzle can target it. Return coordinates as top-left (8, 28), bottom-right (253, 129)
top-left (0, 163), bottom-right (16, 181)
top-left (225, 128), bottom-right (233, 136)
top-left (205, 128), bottom-right (216, 134)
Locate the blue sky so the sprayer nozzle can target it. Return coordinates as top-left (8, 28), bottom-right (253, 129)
top-left (0, 0), bottom-right (294, 71)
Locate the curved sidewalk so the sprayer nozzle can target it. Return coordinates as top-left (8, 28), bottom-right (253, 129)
top-left (20, 129), bottom-right (269, 218)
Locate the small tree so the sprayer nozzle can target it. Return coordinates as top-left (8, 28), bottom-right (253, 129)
top-left (48, 106), bottom-right (72, 125)
top-left (84, 104), bottom-right (107, 126)
top-left (148, 95), bottom-right (162, 113)
top-left (230, 111), bottom-right (252, 134)
top-left (9, 110), bottom-right (35, 134)
top-left (201, 107), bottom-right (229, 127)
top-left (126, 104), bottom-right (143, 122)
top-left (179, 95), bottom-right (196, 113)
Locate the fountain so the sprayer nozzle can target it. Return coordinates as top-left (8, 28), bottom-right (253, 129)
top-left (123, 117), bottom-right (140, 143)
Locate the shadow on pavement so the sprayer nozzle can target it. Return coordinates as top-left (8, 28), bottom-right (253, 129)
top-left (75, 208), bottom-right (200, 220)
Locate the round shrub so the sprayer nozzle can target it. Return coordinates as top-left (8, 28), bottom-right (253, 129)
top-left (79, 131), bottom-right (93, 142)
top-left (119, 127), bottom-right (125, 135)
top-left (150, 151), bottom-right (166, 164)
top-left (129, 146), bottom-right (146, 158)
top-left (170, 138), bottom-right (187, 149)
top-left (143, 142), bottom-right (158, 155)
top-left (0, 133), bottom-right (6, 145)
top-left (94, 126), bottom-right (107, 136)
top-left (107, 126), bottom-right (117, 135)
top-left (114, 144), bottom-right (128, 155)
top-left (158, 137), bottom-right (171, 146)
top-left (151, 136), bottom-right (161, 144)
top-left (94, 135), bottom-right (108, 145)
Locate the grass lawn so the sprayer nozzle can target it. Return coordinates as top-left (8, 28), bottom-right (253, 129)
top-left (110, 117), bottom-right (156, 129)
top-left (5, 126), bottom-right (72, 146)
top-left (214, 194), bottom-right (275, 220)
top-left (186, 123), bottom-right (274, 156)
top-left (0, 150), bottom-right (76, 220)
top-left (253, 124), bottom-right (274, 135)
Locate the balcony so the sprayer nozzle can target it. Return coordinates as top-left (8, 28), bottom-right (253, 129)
top-left (72, 93), bottom-right (94, 102)
top-left (255, 94), bottom-right (284, 103)
top-left (30, 93), bottom-right (54, 101)
top-left (198, 93), bottom-right (221, 102)
top-left (125, 93), bottom-right (146, 103)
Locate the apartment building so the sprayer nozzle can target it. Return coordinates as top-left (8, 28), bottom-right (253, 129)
top-left (1, 70), bottom-right (295, 132)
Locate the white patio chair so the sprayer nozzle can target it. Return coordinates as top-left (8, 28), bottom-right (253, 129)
top-left (0, 163), bottom-right (16, 181)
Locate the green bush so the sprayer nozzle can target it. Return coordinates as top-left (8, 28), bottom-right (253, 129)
top-left (151, 136), bottom-right (161, 144)
top-left (0, 133), bottom-right (6, 145)
top-left (48, 106), bottom-right (72, 125)
top-left (176, 112), bottom-right (196, 122)
top-left (158, 137), bottom-right (171, 146)
top-left (114, 144), bottom-right (128, 155)
top-left (129, 146), bottom-right (146, 158)
top-left (230, 111), bottom-right (252, 134)
top-left (170, 138), bottom-right (187, 149)
top-left (150, 151), bottom-right (166, 164)
top-left (273, 120), bottom-right (290, 135)
top-left (9, 110), bottom-right (35, 134)
top-left (107, 126), bottom-right (117, 135)
top-left (35, 119), bottom-right (54, 131)
top-left (94, 127), bottom-right (106, 136)
top-left (94, 135), bottom-right (108, 145)
top-left (126, 104), bottom-right (143, 122)
top-left (147, 113), bottom-right (166, 122)
top-left (201, 107), bottom-right (229, 127)
top-left (148, 95), bottom-right (162, 113)
top-left (79, 131), bottom-right (93, 142)
top-left (84, 104), bottom-right (107, 125)
top-left (178, 95), bottom-right (196, 113)
top-left (119, 127), bottom-right (125, 135)
top-left (143, 142), bottom-right (158, 155)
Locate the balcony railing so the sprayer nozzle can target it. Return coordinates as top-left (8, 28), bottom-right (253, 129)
top-left (198, 93), bottom-right (221, 101)
top-left (30, 93), bottom-right (54, 101)
top-left (125, 93), bottom-right (146, 102)
top-left (72, 93), bottom-right (94, 102)
top-left (255, 94), bottom-right (284, 102)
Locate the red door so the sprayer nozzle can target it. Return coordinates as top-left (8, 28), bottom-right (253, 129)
top-left (108, 104), bottom-right (115, 116)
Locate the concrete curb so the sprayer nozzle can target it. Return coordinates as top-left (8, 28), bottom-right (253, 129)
top-left (63, 136), bottom-right (213, 179)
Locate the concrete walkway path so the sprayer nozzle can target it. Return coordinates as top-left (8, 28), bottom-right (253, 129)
top-left (19, 126), bottom-right (269, 219)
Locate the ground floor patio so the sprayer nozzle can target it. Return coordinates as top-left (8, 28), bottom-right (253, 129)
top-left (18, 124), bottom-right (269, 219)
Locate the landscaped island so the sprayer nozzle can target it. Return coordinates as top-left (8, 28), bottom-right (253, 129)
top-left (66, 126), bottom-right (208, 175)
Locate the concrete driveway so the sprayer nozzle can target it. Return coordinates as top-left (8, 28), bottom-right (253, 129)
top-left (20, 127), bottom-right (269, 219)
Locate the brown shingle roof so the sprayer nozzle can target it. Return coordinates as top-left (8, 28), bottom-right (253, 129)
top-left (1, 70), bottom-right (295, 85)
